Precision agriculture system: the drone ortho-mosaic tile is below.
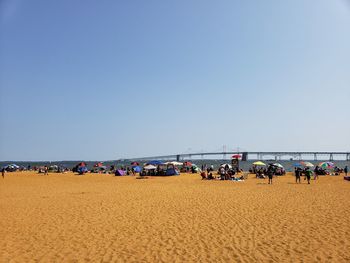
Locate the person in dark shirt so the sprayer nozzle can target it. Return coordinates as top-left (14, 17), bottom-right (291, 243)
top-left (344, 166), bottom-right (348, 176)
top-left (267, 165), bottom-right (274, 184)
top-left (295, 167), bottom-right (301, 183)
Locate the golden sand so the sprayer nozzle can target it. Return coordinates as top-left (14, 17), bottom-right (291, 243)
top-left (1, 172), bottom-right (349, 262)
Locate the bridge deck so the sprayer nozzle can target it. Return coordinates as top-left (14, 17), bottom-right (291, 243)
top-left (125, 151), bottom-right (350, 161)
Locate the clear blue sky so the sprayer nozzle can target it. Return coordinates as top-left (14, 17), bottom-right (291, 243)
top-left (1, 0), bottom-right (349, 161)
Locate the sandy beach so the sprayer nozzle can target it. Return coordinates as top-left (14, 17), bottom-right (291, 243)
top-left (1, 172), bottom-right (349, 262)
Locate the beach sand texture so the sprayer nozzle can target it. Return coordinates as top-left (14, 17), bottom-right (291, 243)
top-left (1, 172), bottom-right (349, 262)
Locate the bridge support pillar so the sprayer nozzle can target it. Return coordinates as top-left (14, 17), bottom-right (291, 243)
top-left (314, 153), bottom-right (317, 161)
top-left (176, 155), bottom-right (180, 162)
top-left (330, 153), bottom-right (333, 161)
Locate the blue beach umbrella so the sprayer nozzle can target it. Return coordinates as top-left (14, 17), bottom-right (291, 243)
top-left (294, 163), bottom-right (302, 167)
top-left (146, 160), bottom-right (163, 166)
top-left (132, 166), bottom-right (142, 173)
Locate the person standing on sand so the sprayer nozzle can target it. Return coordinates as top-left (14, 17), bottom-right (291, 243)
top-left (295, 167), bottom-right (301, 184)
top-left (267, 165), bottom-right (274, 184)
top-left (1, 168), bottom-right (5, 179)
top-left (44, 166), bottom-right (49, 175)
top-left (344, 166), bottom-right (348, 176)
top-left (313, 166), bottom-right (319, 180)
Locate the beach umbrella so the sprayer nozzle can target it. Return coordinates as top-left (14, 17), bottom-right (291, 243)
top-left (319, 162), bottom-right (334, 169)
top-left (146, 160), bottom-right (163, 166)
top-left (131, 162), bottom-right (139, 166)
top-left (272, 163), bottom-right (284, 168)
top-left (231, 154), bottom-right (242, 159)
top-left (144, 164), bottom-right (157, 170)
top-left (133, 166), bottom-right (142, 173)
top-left (253, 161), bottom-right (266, 166)
top-left (295, 161), bottom-right (314, 168)
top-left (301, 161), bottom-right (314, 167)
top-left (165, 161), bottom-right (183, 166)
top-left (183, 161), bottom-right (192, 167)
top-left (294, 162), bottom-right (302, 167)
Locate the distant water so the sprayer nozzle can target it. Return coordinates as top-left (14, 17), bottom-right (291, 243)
top-left (1, 160), bottom-right (349, 172)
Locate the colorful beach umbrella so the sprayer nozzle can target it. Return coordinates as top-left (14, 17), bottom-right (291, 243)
top-left (253, 161), bottom-right (266, 166)
top-left (319, 162), bottom-right (334, 169)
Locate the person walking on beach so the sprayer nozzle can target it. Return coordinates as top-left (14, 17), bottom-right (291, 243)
top-left (1, 168), bottom-right (5, 179)
top-left (313, 166), bottom-right (319, 180)
top-left (344, 166), bottom-right (348, 176)
top-left (295, 167), bottom-right (301, 184)
top-left (305, 168), bottom-right (312, 184)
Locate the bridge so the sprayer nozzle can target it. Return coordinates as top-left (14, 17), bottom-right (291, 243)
top-left (125, 151), bottom-right (350, 162)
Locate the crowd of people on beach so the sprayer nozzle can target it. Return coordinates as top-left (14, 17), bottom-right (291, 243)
top-left (1, 162), bottom-right (349, 184)
top-left (200, 164), bottom-right (245, 181)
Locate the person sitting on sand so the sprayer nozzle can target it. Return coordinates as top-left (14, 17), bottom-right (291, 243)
top-left (201, 171), bottom-right (207, 180)
top-left (208, 172), bottom-right (214, 180)
top-left (219, 167), bottom-right (226, 180)
top-left (256, 169), bottom-right (265, 179)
